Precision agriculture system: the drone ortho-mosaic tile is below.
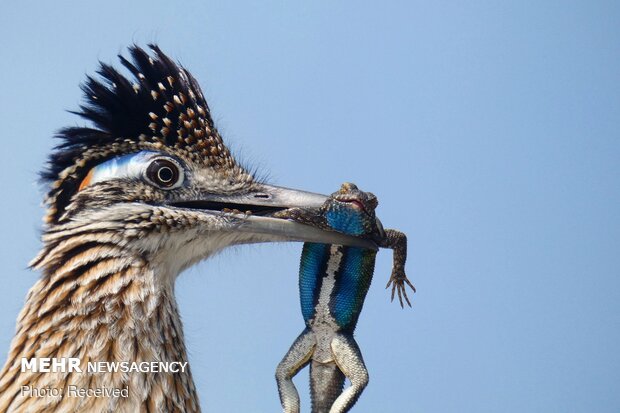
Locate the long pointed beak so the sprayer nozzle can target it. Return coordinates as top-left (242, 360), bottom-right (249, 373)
top-left (172, 184), bottom-right (377, 250)
top-left (230, 184), bottom-right (378, 249)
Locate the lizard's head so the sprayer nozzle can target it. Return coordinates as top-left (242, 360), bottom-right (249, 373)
top-left (323, 182), bottom-right (379, 236)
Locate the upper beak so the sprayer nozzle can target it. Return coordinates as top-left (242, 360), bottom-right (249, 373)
top-left (172, 183), bottom-right (377, 250)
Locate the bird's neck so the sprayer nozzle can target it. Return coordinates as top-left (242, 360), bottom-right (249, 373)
top-left (0, 232), bottom-right (200, 412)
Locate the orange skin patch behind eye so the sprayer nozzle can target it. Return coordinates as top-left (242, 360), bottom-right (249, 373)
top-left (78, 168), bottom-right (95, 191)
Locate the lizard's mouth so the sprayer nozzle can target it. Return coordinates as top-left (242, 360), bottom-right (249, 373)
top-left (337, 198), bottom-right (370, 215)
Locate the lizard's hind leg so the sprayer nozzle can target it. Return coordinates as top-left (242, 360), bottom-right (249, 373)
top-left (276, 329), bottom-right (316, 413)
top-left (328, 334), bottom-right (369, 413)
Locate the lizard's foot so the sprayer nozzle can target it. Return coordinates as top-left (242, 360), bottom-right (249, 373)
top-left (385, 270), bottom-right (416, 308)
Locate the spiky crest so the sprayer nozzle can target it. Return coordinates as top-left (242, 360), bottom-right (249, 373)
top-left (42, 44), bottom-right (237, 223)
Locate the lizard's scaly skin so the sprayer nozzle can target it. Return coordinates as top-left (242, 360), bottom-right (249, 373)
top-left (274, 183), bottom-right (415, 413)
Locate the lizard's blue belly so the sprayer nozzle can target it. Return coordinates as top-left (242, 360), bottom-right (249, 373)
top-left (299, 243), bottom-right (377, 331)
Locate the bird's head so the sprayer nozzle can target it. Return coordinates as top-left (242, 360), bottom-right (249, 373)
top-left (39, 45), bottom-right (374, 276)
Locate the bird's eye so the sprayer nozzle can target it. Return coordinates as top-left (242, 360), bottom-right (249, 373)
top-left (145, 158), bottom-right (183, 189)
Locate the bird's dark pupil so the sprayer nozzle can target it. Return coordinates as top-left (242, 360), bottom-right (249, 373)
top-left (158, 167), bottom-right (174, 183)
top-left (146, 159), bottom-right (179, 188)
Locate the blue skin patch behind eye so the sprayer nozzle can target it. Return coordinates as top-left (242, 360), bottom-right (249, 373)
top-left (80, 151), bottom-right (158, 190)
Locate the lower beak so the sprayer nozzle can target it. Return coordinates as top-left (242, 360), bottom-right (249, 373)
top-left (235, 214), bottom-right (377, 249)
top-left (172, 184), bottom-right (377, 250)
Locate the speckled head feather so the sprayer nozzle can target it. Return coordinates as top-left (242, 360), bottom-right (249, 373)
top-left (42, 44), bottom-right (247, 224)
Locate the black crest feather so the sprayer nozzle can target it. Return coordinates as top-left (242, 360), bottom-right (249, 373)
top-left (42, 44), bottom-right (236, 223)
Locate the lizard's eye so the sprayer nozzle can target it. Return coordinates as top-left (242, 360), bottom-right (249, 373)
top-left (145, 158), bottom-right (183, 189)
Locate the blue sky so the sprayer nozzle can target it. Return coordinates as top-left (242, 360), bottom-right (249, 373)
top-left (1, 1), bottom-right (619, 412)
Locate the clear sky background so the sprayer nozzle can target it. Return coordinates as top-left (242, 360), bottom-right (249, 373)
top-left (1, 1), bottom-right (619, 412)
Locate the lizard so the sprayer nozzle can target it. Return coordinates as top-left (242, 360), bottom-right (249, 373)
top-left (274, 182), bottom-right (415, 413)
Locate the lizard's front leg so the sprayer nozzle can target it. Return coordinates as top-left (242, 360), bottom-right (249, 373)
top-left (380, 229), bottom-right (416, 307)
top-left (328, 333), bottom-right (369, 413)
top-left (276, 329), bottom-right (316, 413)
top-left (273, 207), bottom-right (329, 229)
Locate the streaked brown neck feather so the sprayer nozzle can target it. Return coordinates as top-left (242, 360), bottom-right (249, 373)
top-left (0, 227), bottom-right (200, 412)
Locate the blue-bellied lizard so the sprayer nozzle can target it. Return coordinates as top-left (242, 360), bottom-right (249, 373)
top-left (274, 183), bottom-right (415, 413)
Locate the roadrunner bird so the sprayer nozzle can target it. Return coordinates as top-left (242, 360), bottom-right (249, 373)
top-left (0, 45), bottom-right (375, 412)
